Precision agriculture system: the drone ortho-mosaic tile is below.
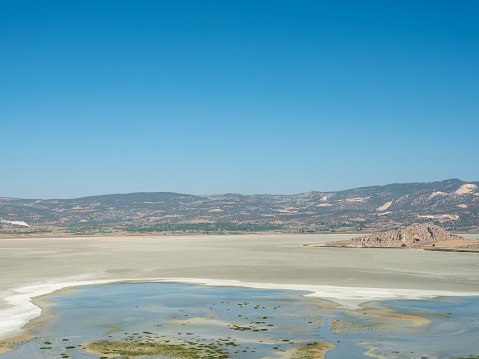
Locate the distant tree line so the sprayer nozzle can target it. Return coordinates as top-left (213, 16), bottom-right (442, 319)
top-left (120, 222), bottom-right (281, 233)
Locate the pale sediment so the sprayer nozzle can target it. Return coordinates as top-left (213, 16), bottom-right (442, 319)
top-left (1, 234), bottom-right (479, 343)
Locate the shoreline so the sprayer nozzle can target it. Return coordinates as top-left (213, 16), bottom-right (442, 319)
top-left (1, 230), bottom-right (479, 239)
top-left (2, 233), bottom-right (479, 356)
top-left (2, 277), bottom-right (479, 343)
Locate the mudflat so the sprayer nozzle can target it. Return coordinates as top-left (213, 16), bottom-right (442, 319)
top-left (1, 233), bottom-right (479, 340)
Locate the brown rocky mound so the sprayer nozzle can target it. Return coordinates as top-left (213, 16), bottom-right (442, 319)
top-left (308, 223), bottom-right (478, 251)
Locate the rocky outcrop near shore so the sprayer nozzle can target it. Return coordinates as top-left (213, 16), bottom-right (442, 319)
top-left (308, 223), bottom-right (467, 249)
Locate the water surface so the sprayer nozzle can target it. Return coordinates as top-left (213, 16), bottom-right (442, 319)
top-left (2, 282), bottom-right (479, 358)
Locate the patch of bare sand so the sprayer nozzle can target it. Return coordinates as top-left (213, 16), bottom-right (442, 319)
top-left (0, 333), bottom-right (34, 354)
top-left (360, 343), bottom-right (387, 359)
top-left (320, 298), bottom-right (429, 334)
top-left (432, 238), bottom-right (479, 249)
top-left (281, 341), bottom-right (335, 359)
top-left (170, 316), bottom-right (232, 327)
top-left (352, 309), bottom-right (429, 327)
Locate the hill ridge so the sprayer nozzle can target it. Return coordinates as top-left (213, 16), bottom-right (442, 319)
top-left (1, 179), bottom-right (478, 235)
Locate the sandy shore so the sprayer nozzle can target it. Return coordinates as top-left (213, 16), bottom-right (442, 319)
top-left (1, 233), bottom-right (479, 341)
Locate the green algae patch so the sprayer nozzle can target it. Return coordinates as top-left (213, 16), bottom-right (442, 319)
top-left (83, 338), bottom-right (229, 359)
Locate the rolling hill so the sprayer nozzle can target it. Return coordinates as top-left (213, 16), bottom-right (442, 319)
top-left (1, 178), bottom-right (478, 235)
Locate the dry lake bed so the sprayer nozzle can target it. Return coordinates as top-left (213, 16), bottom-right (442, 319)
top-left (1, 233), bottom-right (479, 358)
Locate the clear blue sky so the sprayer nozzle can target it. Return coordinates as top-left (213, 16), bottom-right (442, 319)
top-left (1, 1), bottom-right (478, 198)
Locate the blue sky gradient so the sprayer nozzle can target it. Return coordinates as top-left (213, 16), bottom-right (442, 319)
top-left (1, 1), bottom-right (478, 198)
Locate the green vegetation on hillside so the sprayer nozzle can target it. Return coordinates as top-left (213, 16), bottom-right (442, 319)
top-left (120, 222), bottom-right (281, 233)
top-left (1, 179), bottom-right (478, 235)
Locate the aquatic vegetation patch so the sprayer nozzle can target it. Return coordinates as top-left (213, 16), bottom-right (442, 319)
top-left (84, 338), bottom-right (230, 359)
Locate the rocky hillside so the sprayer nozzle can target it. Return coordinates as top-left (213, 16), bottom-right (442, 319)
top-left (308, 223), bottom-right (462, 248)
top-left (0, 178), bottom-right (478, 233)
top-left (307, 223), bottom-right (479, 251)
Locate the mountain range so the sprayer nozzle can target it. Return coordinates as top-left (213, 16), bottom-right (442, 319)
top-left (1, 178), bottom-right (478, 235)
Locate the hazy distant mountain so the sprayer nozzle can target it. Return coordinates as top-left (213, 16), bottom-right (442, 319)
top-left (1, 179), bottom-right (478, 233)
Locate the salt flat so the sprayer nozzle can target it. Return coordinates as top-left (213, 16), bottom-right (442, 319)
top-left (1, 233), bottom-right (479, 340)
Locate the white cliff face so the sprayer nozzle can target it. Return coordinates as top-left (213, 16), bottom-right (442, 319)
top-left (429, 191), bottom-right (447, 199)
top-left (0, 219), bottom-right (30, 227)
top-left (376, 201), bottom-right (392, 211)
top-left (455, 183), bottom-right (478, 195)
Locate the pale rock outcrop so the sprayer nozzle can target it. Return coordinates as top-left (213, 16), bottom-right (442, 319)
top-left (308, 223), bottom-right (460, 248)
top-left (455, 184), bottom-right (478, 195)
top-left (0, 219), bottom-right (30, 227)
top-left (376, 201), bottom-right (392, 211)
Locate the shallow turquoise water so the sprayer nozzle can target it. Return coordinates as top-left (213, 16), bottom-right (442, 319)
top-left (2, 282), bottom-right (479, 358)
